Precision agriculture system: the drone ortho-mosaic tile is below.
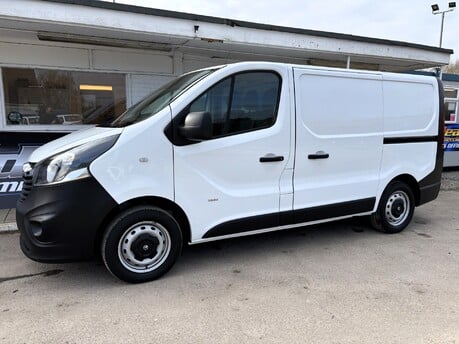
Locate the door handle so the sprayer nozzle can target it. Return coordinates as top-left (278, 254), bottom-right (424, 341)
top-left (308, 151), bottom-right (329, 160)
top-left (260, 154), bottom-right (284, 163)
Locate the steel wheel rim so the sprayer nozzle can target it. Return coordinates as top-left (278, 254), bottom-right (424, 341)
top-left (385, 190), bottom-right (410, 226)
top-left (118, 221), bottom-right (171, 273)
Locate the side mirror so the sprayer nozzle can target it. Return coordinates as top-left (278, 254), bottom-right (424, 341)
top-left (8, 111), bottom-right (22, 124)
top-left (179, 111), bottom-right (212, 141)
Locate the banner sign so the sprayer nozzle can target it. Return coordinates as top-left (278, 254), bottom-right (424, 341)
top-left (444, 124), bottom-right (459, 152)
top-left (0, 132), bottom-right (67, 209)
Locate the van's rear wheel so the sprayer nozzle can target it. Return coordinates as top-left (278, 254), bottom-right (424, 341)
top-left (370, 181), bottom-right (415, 234)
top-left (102, 206), bottom-right (182, 283)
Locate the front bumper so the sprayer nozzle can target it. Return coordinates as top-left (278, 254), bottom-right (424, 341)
top-left (17, 176), bottom-right (117, 262)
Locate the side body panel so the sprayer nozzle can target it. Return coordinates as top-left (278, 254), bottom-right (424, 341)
top-left (293, 68), bottom-right (384, 214)
top-left (377, 73), bottom-right (440, 204)
top-left (90, 107), bottom-right (175, 204)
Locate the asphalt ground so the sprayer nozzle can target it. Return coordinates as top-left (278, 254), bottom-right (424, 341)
top-left (1, 173), bottom-right (458, 343)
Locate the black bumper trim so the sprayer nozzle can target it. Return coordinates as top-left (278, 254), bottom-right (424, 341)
top-left (418, 78), bottom-right (444, 205)
top-left (418, 182), bottom-right (441, 206)
top-left (16, 176), bottom-right (117, 262)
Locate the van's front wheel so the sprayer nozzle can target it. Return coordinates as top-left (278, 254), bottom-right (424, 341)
top-left (102, 206), bottom-right (182, 283)
top-left (370, 181), bottom-right (415, 234)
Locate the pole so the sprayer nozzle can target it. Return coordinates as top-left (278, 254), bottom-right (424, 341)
top-left (439, 12), bottom-right (445, 47)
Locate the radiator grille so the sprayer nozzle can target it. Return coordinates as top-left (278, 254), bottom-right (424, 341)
top-left (19, 172), bottom-right (33, 203)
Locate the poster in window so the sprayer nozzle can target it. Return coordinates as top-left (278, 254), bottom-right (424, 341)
top-left (444, 124), bottom-right (459, 151)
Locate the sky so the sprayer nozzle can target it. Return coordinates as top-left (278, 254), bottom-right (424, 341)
top-left (102, 0), bottom-right (459, 62)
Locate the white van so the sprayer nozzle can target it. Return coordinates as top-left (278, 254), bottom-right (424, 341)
top-left (16, 62), bottom-right (444, 283)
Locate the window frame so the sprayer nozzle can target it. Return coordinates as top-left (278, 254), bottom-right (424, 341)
top-left (168, 70), bottom-right (282, 145)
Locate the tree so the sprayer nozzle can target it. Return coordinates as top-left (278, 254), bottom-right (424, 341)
top-left (444, 60), bottom-right (459, 74)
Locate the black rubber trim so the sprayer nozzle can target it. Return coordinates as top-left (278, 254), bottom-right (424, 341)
top-left (202, 197), bottom-right (375, 239)
top-left (418, 182), bottom-right (442, 206)
top-left (42, 0), bottom-right (453, 54)
top-left (383, 136), bottom-right (438, 144)
top-left (259, 156), bottom-right (284, 163)
top-left (292, 198), bottom-right (375, 224)
top-left (203, 212), bottom-right (280, 238)
top-left (308, 153), bottom-right (329, 159)
top-left (417, 78), bottom-right (445, 206)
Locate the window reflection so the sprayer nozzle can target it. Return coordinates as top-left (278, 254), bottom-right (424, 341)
top-left (188, 72), bottom-right (280, 138)
top-left (3, 68), bottom-right (126, 126)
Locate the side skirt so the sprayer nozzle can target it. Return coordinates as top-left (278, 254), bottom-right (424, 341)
top-left (191, 211), bottom-right (373, 245)
top-left (197, 197), bottom-right (375, 243)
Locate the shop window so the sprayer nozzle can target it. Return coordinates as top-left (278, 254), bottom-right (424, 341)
top-left (445, 89), bottom-right (458, 99)
top-left (445, 101), bottom-right (457, 122)
top-left (444, 87), bottom-right (459, 123)
top-left (2, 68), bottom-right (126, 126)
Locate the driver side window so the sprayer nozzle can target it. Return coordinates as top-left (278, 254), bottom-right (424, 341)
top-left (188, 71), bottom-right (281, 138)
top-left (190, 78), bottom-right (231, 137)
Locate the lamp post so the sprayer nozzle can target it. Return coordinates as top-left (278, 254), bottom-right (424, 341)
top-left (431, 2), bottom-right (456, 48)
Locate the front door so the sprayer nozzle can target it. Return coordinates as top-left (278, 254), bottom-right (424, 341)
top-left (173, 69), bottom-right (291, 241)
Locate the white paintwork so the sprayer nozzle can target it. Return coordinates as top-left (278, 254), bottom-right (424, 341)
top-left (293, 68), bottom-right (384, 209)
top-left (28, 127), bottom-right (123, 163)
top-left (376, 74), bottom-right (440, 204)
top-left (90, 107), bottom-right (175, 203)
top-left (382, 73), bottom-right (439, 136)
top-left (378, 143), bottom-right (437, 199)
top-left (28, 62), bottom-right (441, 243)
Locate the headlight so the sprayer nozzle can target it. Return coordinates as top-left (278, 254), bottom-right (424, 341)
top-left (34, 135), bottom-right (119, 186)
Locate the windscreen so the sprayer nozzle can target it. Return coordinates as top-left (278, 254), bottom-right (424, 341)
top-left (104, 69), bottom-right (217, 127)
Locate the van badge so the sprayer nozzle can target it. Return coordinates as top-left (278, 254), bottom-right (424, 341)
top-left (139, 157), bottom-right (149, 163)
top-left (208, 198), bottom-right (218, 202)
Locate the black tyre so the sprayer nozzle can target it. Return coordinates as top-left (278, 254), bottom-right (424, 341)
top-left (101, 206), bottom-right (182, 283)
top-left (370, 181), bottom-right (415, 234)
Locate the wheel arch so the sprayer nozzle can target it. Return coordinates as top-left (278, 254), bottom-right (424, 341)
top-left (386, 174), bottom-right (420, 206)
top-left (94, 196), bottom-right (191, 254)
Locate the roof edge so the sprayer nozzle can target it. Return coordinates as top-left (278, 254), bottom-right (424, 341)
top-left (39, 0), bottom-right (454, 55)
